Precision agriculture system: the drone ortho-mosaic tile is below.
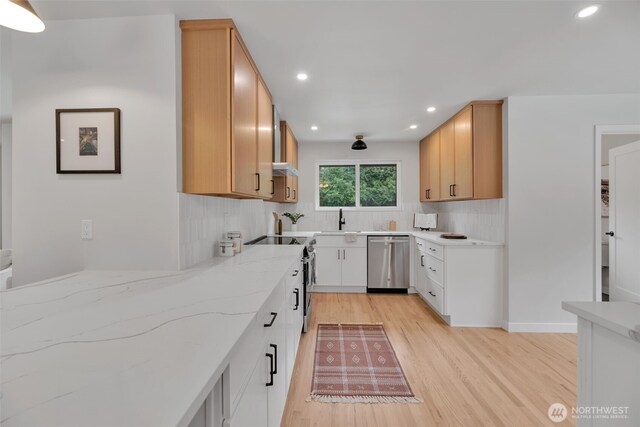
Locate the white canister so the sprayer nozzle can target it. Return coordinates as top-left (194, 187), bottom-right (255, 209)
top-left (219, 240), bottom-right (235, 257)
top-left (227, 231), bottom-right (243, 254)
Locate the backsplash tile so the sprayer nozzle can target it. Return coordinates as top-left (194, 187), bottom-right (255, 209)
top-left (421, 199), bottom-right (505, 243)
top-left (179, 193), bottom-right (286, 269)
top-left (289, 202), bottom-right (423, 233)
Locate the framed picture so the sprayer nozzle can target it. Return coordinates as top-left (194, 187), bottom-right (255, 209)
top-left (56, 108), bottom-right (121, 173)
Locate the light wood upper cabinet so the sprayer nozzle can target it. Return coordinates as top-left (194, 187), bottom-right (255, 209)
top-left (419, 131), bottom-right (440, 201)
top-left (181, 19), bottom-right (273, 199)
top-left (422, 100), bottom-right (503, 202)
top-left (257, 78), bottom-right (273, 199)
top-left (272, 121), bottom-right (299, 203)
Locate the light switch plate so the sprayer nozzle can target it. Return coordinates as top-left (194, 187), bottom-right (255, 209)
top-left (81, 220), bottom-right (93, 240)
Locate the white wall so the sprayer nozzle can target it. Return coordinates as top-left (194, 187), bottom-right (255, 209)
top-left (292, 140), bottom-right (421, 231)
top-left (1, 27), bottom-right (11, 249)
top-left (505, 94), bottom-right (640, 331)
top-left (12, 15), bottom-right (180, 286)
top-left (422, 199), bottom-right (505, 243)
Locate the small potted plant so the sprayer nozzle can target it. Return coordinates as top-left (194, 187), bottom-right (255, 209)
top-left (282, 212), bottom-right (304, 232)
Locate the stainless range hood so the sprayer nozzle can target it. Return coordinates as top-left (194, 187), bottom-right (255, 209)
top-left (272, 106), bottom-right (298, 176)
top-left (272, 162), bottom-right (298, 176)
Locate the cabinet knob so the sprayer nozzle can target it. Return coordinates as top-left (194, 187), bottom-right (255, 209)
top-left (605, 231), bottom-right (614, 236)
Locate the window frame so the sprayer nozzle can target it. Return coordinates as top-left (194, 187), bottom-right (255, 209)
top-left (315, 160), bottom-right (402, 211)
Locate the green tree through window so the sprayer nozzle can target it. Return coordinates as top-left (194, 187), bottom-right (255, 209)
top-left (319, 165), bottom-right (356, 207)
top-left (317, 163), bottom-right (399, 208)
top-left (360, 164), bottom-right (397, 207)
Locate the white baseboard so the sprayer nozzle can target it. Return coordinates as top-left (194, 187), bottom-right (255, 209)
top-left (506, 322), bottom-right (577, 333)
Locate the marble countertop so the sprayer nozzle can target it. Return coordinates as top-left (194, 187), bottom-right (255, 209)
top-left (563, 301), bottom-right (640, 341)
top-left (0, 244), bottom-right (305, 427)
top-left (277, 230), bottom-right (502, 246)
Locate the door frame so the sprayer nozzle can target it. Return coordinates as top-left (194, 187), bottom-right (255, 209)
top-left (593, 125), bottom-right (640, 301)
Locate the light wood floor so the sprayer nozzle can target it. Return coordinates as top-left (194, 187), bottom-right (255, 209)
top-left (282, 293), bottom-right (577, 427)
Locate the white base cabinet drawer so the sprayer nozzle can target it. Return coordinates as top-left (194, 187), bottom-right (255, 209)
top-left (425, 255), bottom-right (443, 284)
top-left (424, 280), bottom-right (445, 315)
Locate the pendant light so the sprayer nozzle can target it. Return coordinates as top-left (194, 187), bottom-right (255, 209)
top-left (351, 135), bottom-right (367, 150)
top-left (0, 0), bottom-right (45, 33)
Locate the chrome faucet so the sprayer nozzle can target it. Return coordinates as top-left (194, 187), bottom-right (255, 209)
top-left (338, 208), bottom-right (346, 231)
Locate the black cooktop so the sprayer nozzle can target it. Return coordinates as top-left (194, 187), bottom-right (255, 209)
top-left (247, 236), bottom-right (307, 245)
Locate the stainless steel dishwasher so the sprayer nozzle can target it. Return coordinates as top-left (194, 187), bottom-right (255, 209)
top-left (367, 235), bottom-right (410, 292)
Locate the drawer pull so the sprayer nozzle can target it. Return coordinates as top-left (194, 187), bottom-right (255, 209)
top-left (428, 291), bottom-right (436, 297)
top-left (420, 255), bottom-right (424, 267)
top-left (263, 312), bottom-right (278, 327)
top-left (292, 269), bottom-right (299, 277)
top-left (270, 343), bottom-right (278, 374)
top-left (293, 288), bottom-right (300, 310)
top-left (266, 353), bottom-right (274, 386)
top-left (429, 248), bottom-right (436, 252)
top-left (429, 267), bottom-right (437, 272)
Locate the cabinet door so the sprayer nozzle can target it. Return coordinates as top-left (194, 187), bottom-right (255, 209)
top-left (439, 120), bottom-right (455, 200)
top-left (284, 125), bottom-right (298, 167)
top-left (232, 35), bottom-right (258, 196)
top-left (284, 264), bottom-right (303, 387)
top-left (419, 136), bottom-right (429, 202)
top-left (416, 251), bottom-right (428, 297)
top-left (453, 106), bottom-right (473, 199)
top-left (228, 355), bottom-right (268, 427)
top-left (290, 176), bottom-right (298, 202)
top-left (315, 247), bottom-right (343, 286)
top-left (427, 131), bottom-right (441, 201)
top-left (341, 247), bottom-right (367, 287)
top-left (257, 78), bottom-right (273, 199)
top-left (266, 299), bottom-right (287, 427)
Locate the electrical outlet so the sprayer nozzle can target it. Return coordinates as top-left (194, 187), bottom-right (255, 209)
top-left (81, 220), bottom-right (93, 240)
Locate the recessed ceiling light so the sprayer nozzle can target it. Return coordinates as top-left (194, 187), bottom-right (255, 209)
top-left (311, 125), bottom-right (318, 131)
top-left (576, 5), bottom-right (599, 18)
top-left (426, 106), bottom-right (436, 113)
top-left (296, 73), bottom-right (308, 81)
top-left (409, 125), bottom-right (418, 129)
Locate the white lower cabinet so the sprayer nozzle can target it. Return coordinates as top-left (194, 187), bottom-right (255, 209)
top-left (314, 236), bottom-right (367, 291)
top-left (227, 262), bottom-right (303, 427)
top-left (415, 238), bottom-right (502, 327)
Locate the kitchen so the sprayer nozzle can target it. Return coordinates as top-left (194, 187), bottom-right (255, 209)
top-left (1, 1), bottom-right (640, 427)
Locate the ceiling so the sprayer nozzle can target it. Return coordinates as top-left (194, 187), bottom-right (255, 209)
top-left (30, 0), bottom-right (640, 144)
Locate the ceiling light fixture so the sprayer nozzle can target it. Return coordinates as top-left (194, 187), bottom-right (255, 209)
top-left (296, 73), bottom-right (308, 81)
top-left (311, 125), bottom-right (318, 131)
top-left (0, 0), bottom-right (45, 33)
top-left (351, 135), bottom-right (367, 151)
top-left (426, 106), bottom-right (436, 113)
top-left (410, 125), bottom-right (418, 129)
top-left (576, 5), bottom-right (599, 18)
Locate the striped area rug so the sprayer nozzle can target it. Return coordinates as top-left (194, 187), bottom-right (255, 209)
top-left (308, 323), bottom-right (421, 404)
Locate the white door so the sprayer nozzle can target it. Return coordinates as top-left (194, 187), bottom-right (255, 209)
top-left (609, 140), bottom-right (640, 302)
top-left (341, 247), bottom-right (368, 286)
top-left (314, 247), bottom-right (342, 286)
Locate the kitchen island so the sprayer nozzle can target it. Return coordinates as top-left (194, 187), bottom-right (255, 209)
top-left (1, 245), bottom-right (305, 427)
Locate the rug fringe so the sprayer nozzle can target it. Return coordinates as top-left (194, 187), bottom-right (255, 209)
top-left (306, 394), bottom-right (423, 404)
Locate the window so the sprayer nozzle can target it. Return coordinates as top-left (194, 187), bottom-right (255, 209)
top-left (316, 161), bottom-right (400, 210)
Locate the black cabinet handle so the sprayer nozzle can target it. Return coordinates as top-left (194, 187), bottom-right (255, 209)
top-left (452, 184), bottom-right (456, 197)
top-left (292, 269), bottom-right (299, 277)
top-left (293, 189), bottom-right (296, 199)
top-left (429, 291), bottom-right (436, 297)
top-left (427, 189), bottom-right (430, 199)
top-left (605, 231), bottom-right (614, 236)
top-left (420, 255), bottom-right (424, 267)
top-left (293, 289), bottom-right (299, 310)
top-left (270, 344), bottom-right (278, 374)
top-left (263, 312), bottom-right (278, 327)
top-left (449, 185), bottom-right (453, 197)
top-left (255, 173), bottom-right (260, 192)
top-left (286, 187), bottom-right (291, 198)
top-left (266, 353), bottom-right (274, 386)
top-left (270, 179), bottom-right (275, 195)
top-left (425, 189), bottom-right (428, 199)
